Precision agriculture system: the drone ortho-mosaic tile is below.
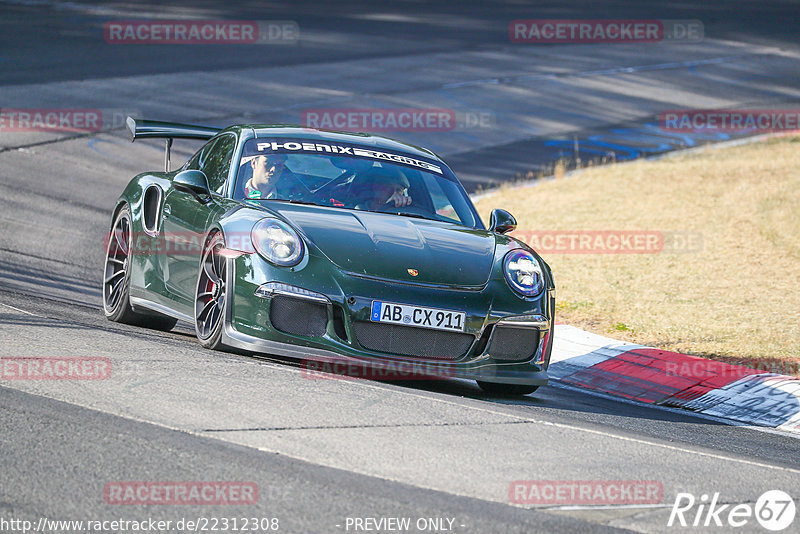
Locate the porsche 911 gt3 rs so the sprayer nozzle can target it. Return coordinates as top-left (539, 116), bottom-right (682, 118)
top-left (103, 117), bottom-right (555, 395)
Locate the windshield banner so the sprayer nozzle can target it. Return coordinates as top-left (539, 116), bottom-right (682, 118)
top-left (249, 139), bottom-right (443, 175)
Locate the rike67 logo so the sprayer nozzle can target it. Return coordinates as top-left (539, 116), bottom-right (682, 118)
top-left (668, 490), bottom-right (796, 531)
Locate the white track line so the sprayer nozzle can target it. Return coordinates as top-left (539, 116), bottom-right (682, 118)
top-left (356, 381), bottom-right (800, 475)
top-left (0, 302), bottom-right (44, 317)
top-left (541, 504), bottom-right (672, 511)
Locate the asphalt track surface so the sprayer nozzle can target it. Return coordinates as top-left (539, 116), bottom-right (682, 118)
top-left (1, 1), bottom-right (799, 533)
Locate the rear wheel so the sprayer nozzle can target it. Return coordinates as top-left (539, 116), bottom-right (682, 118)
top-left (476, 381), bottom-right (539, 396)
top-left (103, 205), bottom-right (177, 331)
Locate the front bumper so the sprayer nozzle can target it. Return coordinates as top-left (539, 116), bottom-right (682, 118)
top-left (223, 254), bottom-right (554, 386)
top-left (222, 323), bottom-right (550, 385)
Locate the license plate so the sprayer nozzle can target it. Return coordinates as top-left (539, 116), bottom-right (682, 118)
top-left (370, 301), bottom-right (466, 332)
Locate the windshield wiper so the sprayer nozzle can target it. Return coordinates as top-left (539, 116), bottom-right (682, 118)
top-left (262, 198), bottom-right (320, 206)
top-left (389, 211), bottom-right (432, 221)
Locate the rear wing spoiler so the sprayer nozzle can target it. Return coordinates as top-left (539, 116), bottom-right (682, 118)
top-left (126, 117), bottom-right (220, 171)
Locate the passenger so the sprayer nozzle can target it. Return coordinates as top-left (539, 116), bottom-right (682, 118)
top-left (352, 168), bottom-right (412, 211)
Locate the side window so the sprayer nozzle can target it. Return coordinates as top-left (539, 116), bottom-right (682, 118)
top-left (185, 139), bottom-right (213, 171)
top-left (202, 135), bottom-right (237, 194)
top-left (184, 135), bottom-right (237, 194)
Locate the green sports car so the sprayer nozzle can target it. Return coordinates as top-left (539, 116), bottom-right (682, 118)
top-left (103, 117), bottom-right (555, 395)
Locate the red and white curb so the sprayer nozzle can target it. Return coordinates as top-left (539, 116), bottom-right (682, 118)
top-left (549, 325), bottom-right (800, 434)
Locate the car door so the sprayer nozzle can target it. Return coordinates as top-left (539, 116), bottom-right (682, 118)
top-left (163, 133), bottom-right (237, 302)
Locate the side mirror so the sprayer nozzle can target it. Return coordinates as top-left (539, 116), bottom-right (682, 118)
top-left (489, 208), bottom-right (517, 234)
top-left (173, 169), bottom-right (211, 201)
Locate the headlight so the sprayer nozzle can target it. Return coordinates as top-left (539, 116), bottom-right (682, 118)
top-left (251, 218), bottom-right (304, 266)
top-left (503, 249), bottom-right (544, 297)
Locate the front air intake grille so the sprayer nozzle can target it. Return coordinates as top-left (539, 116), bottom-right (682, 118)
top-left (487, 326), bottom-right (540, 362)
top-left (353, 321), bottom-right (474, 360)
top-left (269, 295), bottom-right (327, 337)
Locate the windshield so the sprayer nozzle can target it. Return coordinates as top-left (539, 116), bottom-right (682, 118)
top-left (233, 138), bottom-right (480, 227)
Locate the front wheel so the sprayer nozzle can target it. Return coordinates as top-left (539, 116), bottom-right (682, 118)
top-left (195, 232), bottom-right (232, 350)
top-left (477, 381), bottom-right (539, 396)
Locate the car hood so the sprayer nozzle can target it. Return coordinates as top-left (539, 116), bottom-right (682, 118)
top-left (267, 204), bottom-right (496, 287)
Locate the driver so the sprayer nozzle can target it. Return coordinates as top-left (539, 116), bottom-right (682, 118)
top-left (243, 154), bottom-right (306, 200)
top-left (352, 168), bottom-right (413, 211)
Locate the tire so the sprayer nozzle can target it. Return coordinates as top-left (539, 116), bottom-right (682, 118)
top-left (103, 205), bottom-right (178, 331)
top-left (476, 381), bottom-right (539, 396)
top-left (195, 232), bottom-right (231, 350)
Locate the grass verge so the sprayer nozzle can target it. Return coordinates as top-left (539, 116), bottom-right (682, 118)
top-left (473, 136), bottom-right (800, 376)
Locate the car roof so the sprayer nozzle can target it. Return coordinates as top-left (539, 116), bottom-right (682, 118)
top-left (231, 125), bottom-right (442, 162)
